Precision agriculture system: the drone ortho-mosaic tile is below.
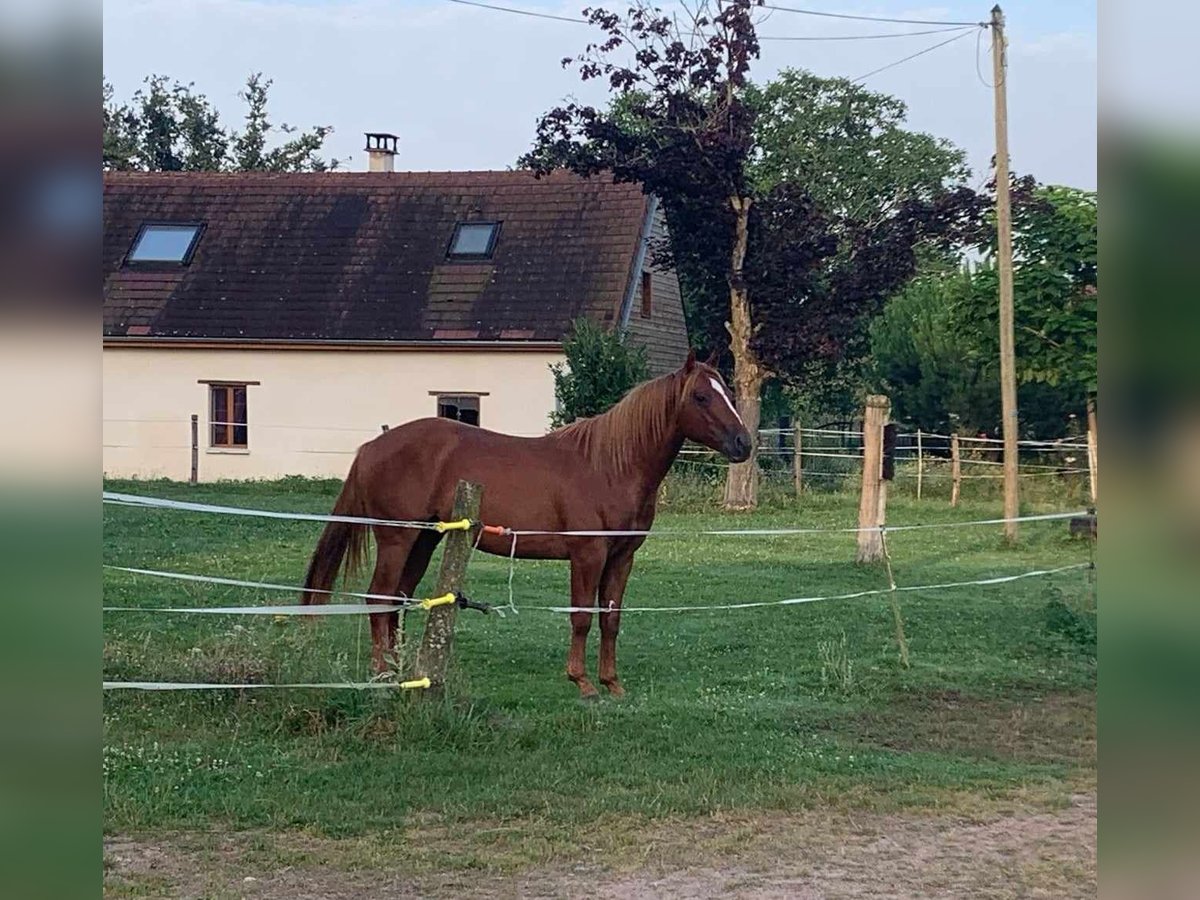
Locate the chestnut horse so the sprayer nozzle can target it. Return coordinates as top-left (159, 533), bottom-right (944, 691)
top-left (300, 350), bottom-right (750, 698)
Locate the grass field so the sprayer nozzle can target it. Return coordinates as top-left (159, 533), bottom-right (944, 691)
top-left (103, 473), bottom-right (1096, 896)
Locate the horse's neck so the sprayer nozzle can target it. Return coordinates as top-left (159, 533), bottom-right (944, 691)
top-left (556, 383), bottom-right (684, 497)
top-left (635, 430), bottom-right (684, 496)
top-left (605, 411), bottom-right (684, 500)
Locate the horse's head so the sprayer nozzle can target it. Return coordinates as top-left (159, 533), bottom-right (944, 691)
top-left (675, 349), bottom-right (752, 463)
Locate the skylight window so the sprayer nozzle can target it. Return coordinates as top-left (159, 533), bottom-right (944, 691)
top-left (448, 222), bottom-right (500, 260)
top-left (126, 223), bottom-right (203, 264)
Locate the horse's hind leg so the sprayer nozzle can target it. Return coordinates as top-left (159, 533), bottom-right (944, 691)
top-left (367, 531), bottom-right (419, 674)
top-left (391, 531), bottom-right (442, 658)
top-left (566, 541), bottom-right (606, 699)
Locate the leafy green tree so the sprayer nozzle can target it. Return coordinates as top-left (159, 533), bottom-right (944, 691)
top-left (549, 319), bottom-right (650, 427)
top-left (957, 183), bottom-right (1096, 437)
top-left (102, 73), bottom-right (337, 172)
top-left (748, 70), bottom-right (969, 227)
top-left (176, 85), bottom-right (228, 171)
top-left (102, 80), bottom-right (140, 171)
top-left (977, 184), bottom-right (1097, 394)
top-left (869, 272), bottom-right (994, 435)
top-left (742, 70), bottom-right (979, 419)
top-left (871, 183), bottom-right (1097, 439)
top-left (229, 73), bottom-right (337, 172)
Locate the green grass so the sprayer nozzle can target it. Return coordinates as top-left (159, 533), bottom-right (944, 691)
top-left (103, 475), bottom-right (1095, 838)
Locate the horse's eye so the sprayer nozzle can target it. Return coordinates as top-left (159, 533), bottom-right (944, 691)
top-left (694, 392), bottom-right (709, 405)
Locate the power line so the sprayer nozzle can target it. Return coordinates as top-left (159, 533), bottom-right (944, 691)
top-left (761, 25), bottom-right (973, 41)
top-left (852, 26), bottom-right (979, 82)
top-left (443, 0), bottom-right (587, 25)
top-left (975, 21), bottom-right (1002, 88)
top-left (763, 3), bottom-right (984, 27)
top-left (443, 1), bottom-right (979, 43)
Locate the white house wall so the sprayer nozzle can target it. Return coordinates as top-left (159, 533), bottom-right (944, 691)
top-left (102, 346), bottom-right (564, 481)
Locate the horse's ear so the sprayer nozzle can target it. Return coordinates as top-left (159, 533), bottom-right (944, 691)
top-left (683, 348), bottom-right (696, 373)
top-left (705, 347), bottom-right (719, 367)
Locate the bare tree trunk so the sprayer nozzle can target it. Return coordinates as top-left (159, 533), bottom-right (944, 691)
top-left (723, 195), bottom-right (763, 511)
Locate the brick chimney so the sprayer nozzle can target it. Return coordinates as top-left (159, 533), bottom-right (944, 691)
top-left (364, 132), bottom-right (398, 173)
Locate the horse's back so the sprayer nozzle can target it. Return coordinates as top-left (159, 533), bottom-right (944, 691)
top-left (353, 418), bottom-right (590, 538)
top-left (369, 417), bottom-right (553, 467)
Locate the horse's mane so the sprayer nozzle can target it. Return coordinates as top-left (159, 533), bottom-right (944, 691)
top-left (551, 371), bottom-right (682, 475)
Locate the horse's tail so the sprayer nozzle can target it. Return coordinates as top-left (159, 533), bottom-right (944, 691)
top-left (301, 457), bottom-right (369, 606)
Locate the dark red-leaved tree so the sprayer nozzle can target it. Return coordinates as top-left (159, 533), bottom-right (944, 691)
top-left (523, 4), bottom-right (986, 507)
top-left (521, 0), bottom-right (768, 509)
top-left (748, 183), bottom-right (986, 385)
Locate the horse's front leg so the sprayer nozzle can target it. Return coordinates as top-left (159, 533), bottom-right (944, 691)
top-left (598, 546), bottom-right (637, 698)
top-left (566, 541), bottom-right (606, 700)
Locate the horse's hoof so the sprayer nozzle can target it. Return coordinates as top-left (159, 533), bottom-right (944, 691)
top-left (602, 681), bottom-right (626, 699)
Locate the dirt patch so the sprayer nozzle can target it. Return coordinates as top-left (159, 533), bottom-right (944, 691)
top-left (104, 790), bottom-right (1095, 899)
top-left (826, 690), bottom-right (1096, 766)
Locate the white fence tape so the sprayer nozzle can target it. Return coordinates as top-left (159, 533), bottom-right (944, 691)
top-left (104, 564), bottom-right (407, 604)
top-left (105, 490), bottom-right (1087, 539)
top-left (104, 560), bottom-right (1089, 620)
top-left (104, 681), bottom-right (407, 691)
top-left (105, 602), bottom-right (409, 616)
top-left (528, 562), bottom-right (1090, 614)
top-left (506, 510), bottom-right (1087, 538)
top-left (103, 492), bottom-right (440, 530)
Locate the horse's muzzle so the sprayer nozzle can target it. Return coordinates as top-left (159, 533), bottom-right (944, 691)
top-left (724, 431), bottom-right (752, 463)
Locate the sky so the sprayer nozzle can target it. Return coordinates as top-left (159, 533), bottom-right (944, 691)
top-left (103, 1), bottom-right (1097, 189)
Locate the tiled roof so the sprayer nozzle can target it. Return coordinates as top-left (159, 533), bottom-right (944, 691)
top-left (103, 170), bottom-right (651, 342)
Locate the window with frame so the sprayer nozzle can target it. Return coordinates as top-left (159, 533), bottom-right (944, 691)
top-left (209, 384), bottom-right (249, 447)
top-left (447, 222), bottom-right (500, 260)
top-left (126, 222), bottom-right (204, 265)
top-left (640, 270), bottom-right (653, 318)
top-left (436, 394), bottom-right (480, 426)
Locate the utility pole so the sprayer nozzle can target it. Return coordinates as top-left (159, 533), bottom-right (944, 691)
top-left (991, 5), bottom-right (1019, 543)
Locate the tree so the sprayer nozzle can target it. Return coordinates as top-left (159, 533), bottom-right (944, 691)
top-left (653, 70), bottom-right (983, 434)
top-left (229, 73), bottom-right (337, 172)
top-left (524, 17), bottom-right (985, 507)
top-left (748, 71), bottom-right (969, 225)
top-left (869, 272), bottom-right (995, 435)
top-left (957, 182), bottom-right (1097, 435)
top-left (522, 0), bottom-right (766, 508)
top-left (740, 72), bottom-right (981, 420)
top-left (549, 319), bottom-right (650, 427)
top-left (102, 73), bottom-right (338, 172)
top-left (870, 182), bottom-right (1097, 439)
top-left (102, 80), bottom-right (140, 171)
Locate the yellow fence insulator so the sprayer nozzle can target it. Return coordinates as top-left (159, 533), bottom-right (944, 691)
top-left (419, 593), bottom-right (457, 611)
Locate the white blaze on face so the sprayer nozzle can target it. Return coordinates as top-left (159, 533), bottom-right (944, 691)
top-left (709, 376), bottom-right (745, 427)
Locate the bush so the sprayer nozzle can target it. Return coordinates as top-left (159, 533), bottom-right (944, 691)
top-left (549, 318), bottom-right (650, 427)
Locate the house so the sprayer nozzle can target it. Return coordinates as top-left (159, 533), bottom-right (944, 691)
top-left (103, 136), bottom-right (690, 481)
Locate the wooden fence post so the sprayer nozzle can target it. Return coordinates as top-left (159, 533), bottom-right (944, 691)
top-left (1086, 398), bottom-right (1098, 504)
top-left (950, 433), bottom-right (961, 507)
top-left (415, 480), bottom-right (482, 693)
top-left (856, 395), bottom-right (889, 563)
top-left (792, 425), bottom-right (802, 497)
top-left (916, 428), bottom-right (923, 500)
top-left (190, 414), bottom-right (199, 484)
